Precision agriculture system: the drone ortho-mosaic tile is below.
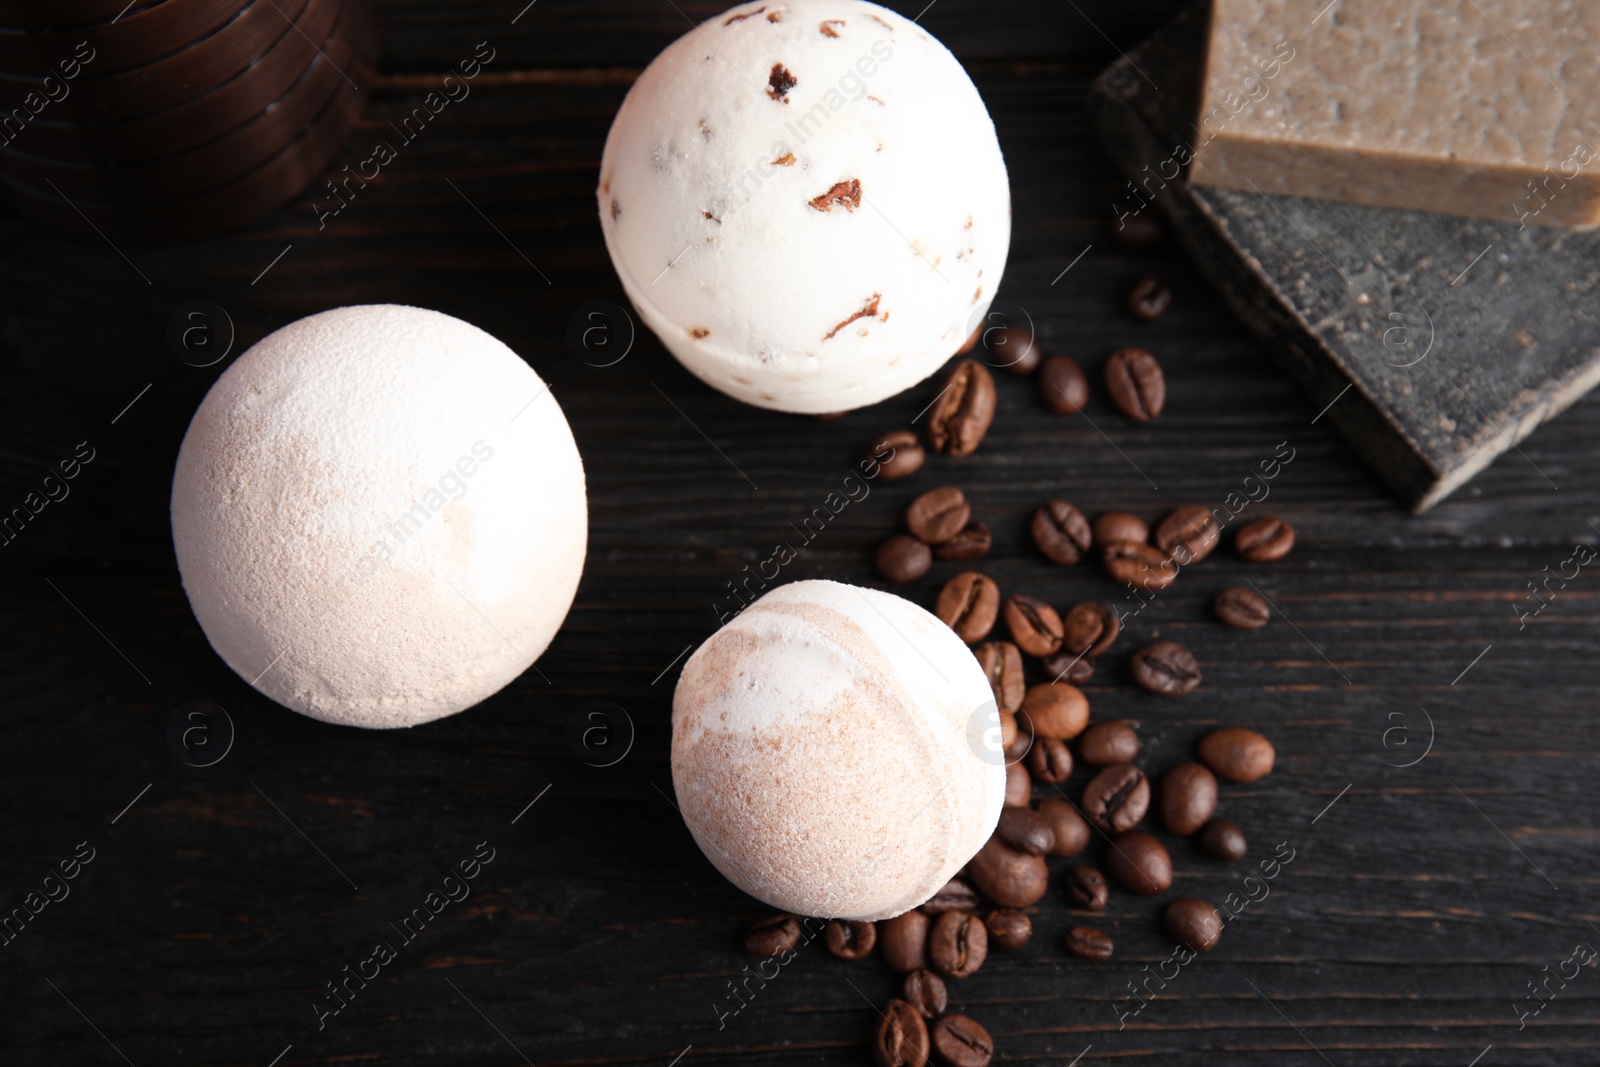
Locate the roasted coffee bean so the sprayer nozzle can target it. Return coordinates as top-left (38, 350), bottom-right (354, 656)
top-left (1004, 760), bottom-right (1032, 807)
top-left (921, 877), bottom-right (980, 915)
top-left (1081, 763), bottom-right (1150, 833)
top-left (1041, 650), bottom-right (1095, 684)
top-left (985, 909), bottom-right (1031, 952)
top-left (903, 969), bottom-right (948, 1019)
top-left (1064, 865), bottom-right (1109, 910)
top-left (936, 522), bottom-right (992, 561)
top-left (1164, 898), bottom-right (1223, 953)
top-left (1104, 346), bottom-right (1165, 422)
top-left (745, 914), bottom-right (802, 957)
top-left (930, 1013), bottom-right (993, 1067)
top-left (876, 535), bottom-right (933, 583)
top-left (1021, 682), bottom-right (1089, 740)
top-left (1004, 594), bottom-right (1064, 657)
top-left (935, 571), bottom-right (1000, 644)
top-left (968, 835), bottom-right (1050, 908)
top-left (1093, 511), bottom-right (1149, 548)
top-left (907, 487), bottom-right (971, 545)
top-left (1061, 600), bottom-right (1119, 657)
top-left (1235, 515), bottom-right (1295, 561)
top-left (974, 641), bottom-right (1024, 714)
top-left (985, 324), bottom-right (1040, 376)
top-left (1037, 798), bottom-right (1091, 857)
top-left (880, 910), bottom-right (931, 974)
top-left (1214, 585), bottom-right (1270, 629)
top-left (930, 910), bottom-right (988, 979)
top-left (1102, 541), bottom-right (1177, 591)
top-left (997, 805), bottom-right (1056, 856)
top-left (998, 711), bottom-right (1018, 751)
top-left (1003, 710), bottom-right (1034, 763)
top-left (1064, 925), bottom-right (1114, 961)
top-left (1198, 727), bottom-right (1275, 782)
top-left (1077, 721), bottom-right (1140, 766)
top-left (1031, 499), bottom-right (1093, 565)
top-left (1155, 505), bottom-right (1221, 565)
top-left (1198, 818), bottom-right (1248, 861)
top-left (869, 429), bottom-right (925, 481)
top-left (826, 919), bottom-right (877, 960)
top-left (874, 998), bottom-right (931, 1067)
top-left (1160, 762), bottom-right (1218, 836)
top-left (1104, 831), bottom-right (1173, 895)
top-left (926, 360), bottom-right (996, 457)
top-left (1027, 736), bottom-right (1074, 785)
top-left (1127, 274), bottom-right (1172, 321)
top-left (1038, 354), bottom-right (1089, 414)
top-left (1111, 211), bottom-right (1163, 249)
top-left (1131, 640), bottom-right (1202, 697)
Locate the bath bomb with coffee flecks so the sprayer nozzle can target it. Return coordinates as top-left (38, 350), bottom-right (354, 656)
top-left (598, 0), bottom-right (1010, 413)
top-left (171, 305), bottom-right (587, 729)
top-left (671, 579), bottom-right (1004, 920)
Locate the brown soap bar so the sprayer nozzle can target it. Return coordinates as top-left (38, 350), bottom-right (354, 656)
top-left (1190, 0), bottom-right (1600, 229)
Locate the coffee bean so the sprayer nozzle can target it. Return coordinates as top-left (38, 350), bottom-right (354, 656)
top-left (1037, 798), bottom-right (1091, 857)
top-left (1198, 818), bottom-right (1248, 861)
top-left (1064, 865), bottom-right (1108, 910)
top-left (1041, 650), bottom-right (1095, 684)
top-left (1061, 600), bottom-right (1119, 657)
top-left (1104, 346), bottom-right (1165, 421)
top-left (930, 910), bottom-right (987, 979)
top-left (935, 522), bottom-right (991, 561)
top-left (826, 919), bottom-right (877, 960)
top-left (996, 805), bottom-right (1056, 856)
top-left (921, 877), bottom-right (980, 915)
top-left (1164, 898), bottom-right (1223, 953)
top-left (998, 711), bottom-right (1018, 752)
top-left (974, 642), bottom-right (1024, 714)
top-left (935, 571), bottom-right (1000, 644)
top-left (876, 535), bottom-right (932, 583)
top-left (869, 430), bottom-right (925, 482)
top-left (1038, 354), bottom-right (1089, 414)
top-left (1093, 511), bottom-right (1149, 548)
top-left (1004, 760), bottom-right (1031, 807)
top-left (1104, 831), bottom-right (1172, 895)
top-left (1131, 640), bottom-right (1201, 697)
top-left (1111, 212), bottom-right (1163, 248)
top-left (1155, 505), bottom-right (1221, 565)
top-left (985, 324), bottom-right (1040, 376)
top-left (1003, 710), bottom-right (1034, 764)
top-left (874, 998), bottom-right (931, 1067)
top-left (1127, 274), bottom-right (1172, 321)
top-left (985, 909), bottom-right (1031, 952)
top-left (744, 914), bottom-right (801, 957)
top-left (1197, 727), bottom-right (1275, 782)
top-left (1102, 541), bottom-right (1176, 591)
top-left (926, 360), bottom-right (996, 457)
top-left (907, 487), bottom-right (971, 545)
top-left (1031, 499), bottom-right (1093, 565)
top-left (1064, 925), bottom-right (1114, 961)
top-left (903, 969), bottom-right (948, 1019)
top-left (1081, 763), bottom-right (1150, 833)
top-left (880, 911), bottom-right (931, 974)
top-left (967, 835), bottom-right (1049, 908)
top-left (1004, 594), bottom-right (1064, 657)
top-left (1214, 586), bottom-right (1270, 629)
top-left (1077, 721), bottom-right (1140, 766)
top-left (1026, 736), bottom-right (1074, 785)
top-left (930, 1013), bottom-right (993, 1067)
top-left (1021, 682), bottom-right (1089, 740)
top-left (1160, 762), bottom-right (1218, 836)
top-left (1235, 515), bottom-right (1295, 561)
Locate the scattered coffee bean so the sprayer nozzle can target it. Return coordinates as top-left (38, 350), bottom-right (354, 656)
top-left (921, 878), bottom-right (980, 915)
top-left (936, 522), bottom-right (992, 561)
top-left (1041, 649), bottom-right (1095, 684)
top-left (1061, 600), bottom-right (1119, 657)
top-left (974, 641), bottom-right (1025, 714)
top-left (1111, 212), bottom-right (1163, 249)
top-left (744, 914), bottom-right (801, 957)
top-left (926, 360), bottom-right (996, 457)
top-left (1093, 511), bottom-right (1149, 548)
top-left (1064, 865), bottom-right (1109, 910)
top-left (1021, 682), bottom-right (1089, 740)
top-left (1036, 798), bottom-right (1091, 858)
top-left (1104, 346), bottom-right (1165, 422)
top-left (874, 998), bottom-right (931, 1067)
top-left (1038, 355), bottom-right (1089, 414)
top-left (903, 969), bottom-right (948, 1019)
top-left (930, 910), bottom-right (988, 979)
top-left (1004, 594), bottom-right (1064, 657)
top-left (1197, 727), bottom-right (1275, 782)
top-left (985, 909), bottom-right (1031, 952)
top-left (1198, 818), bottom-right (1248, 862)
top-left (1131, 640), bottom-right (1202, 697)
top-left (1005, 760), bottom-right (1032, 807)
top-left (1081, 763), bottom-right (1150, 833)
top-left (968, 835), bottom-right (1050, 908)
top-left (880, 910), bottom-right (931, 974)
top-left (996, 805), bottom-right (1056, 856)
top-left (876, 535), bottom-right (932, 583)
top-left (1102, 541), bottom-right (1176, 591)
top-left (1164, 898), bottom-right (1223, 953)
top-left (930, 1012), bottom-right (994, 1067)
top-left (1104, 831), bottom-right (1173, 895)
top-left (1155, 505), bottom-right (1221, 565)
top-left (1027, 736), bottom-right (1074, 785)
top-left (985, 324), bottom-right (1040, 376)
top-left (1235, 515), bottom-right (1295, 561)
top-left (1077, 721), bottom-right (1140, 766)
top-left (1160, 762), bottom-right (1218, 836)
top-left (869, 430), bottom-right (925, 481)
top-left (1214, 585), bottom-right (1270, 629)
top-left (1031, 499), bottom-right (1093, 565)
top-left (935, 571), bottom-right (1000, 644)
top-left (1003, 710), bottom-right (1034, 763)
top-left (826, 919), bottom-right (877, 960)
top-left (1127, 274), bottom-right (1172, 321)
top-left (907, 487), bottom-right (971, 545)
top-left (998, 711), bottom-right (1018, 751)
top-left (1064, 925), bottom-right (1115, 961)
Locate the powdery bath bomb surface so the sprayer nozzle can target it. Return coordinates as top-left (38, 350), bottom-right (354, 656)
top-left (671, 579), bottom-right (1004, 921)
top-left (171, 305), bottom-right (587, 729)
top-left (598, 0), bottom-right (1010, 414)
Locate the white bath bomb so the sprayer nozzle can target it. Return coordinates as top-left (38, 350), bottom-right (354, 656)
top-left (671, 579), bottom-right (1004, 920)
top-left (171, 305), bottom-right (587, 728)
top-left (598, 0), bottom-right (1010, 413)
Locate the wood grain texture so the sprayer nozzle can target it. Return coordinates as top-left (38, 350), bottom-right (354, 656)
top-left (1, 2), bottom-right (1598, 1065)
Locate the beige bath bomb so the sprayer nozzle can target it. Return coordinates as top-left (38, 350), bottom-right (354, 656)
top-left (671, 579), bottom-right (1004, 920)
top-left (171, 305), bottom-right (587, 728)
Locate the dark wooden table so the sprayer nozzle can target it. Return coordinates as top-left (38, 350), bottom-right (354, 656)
top-left (2, 2), bottom-right (1598, 1064)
